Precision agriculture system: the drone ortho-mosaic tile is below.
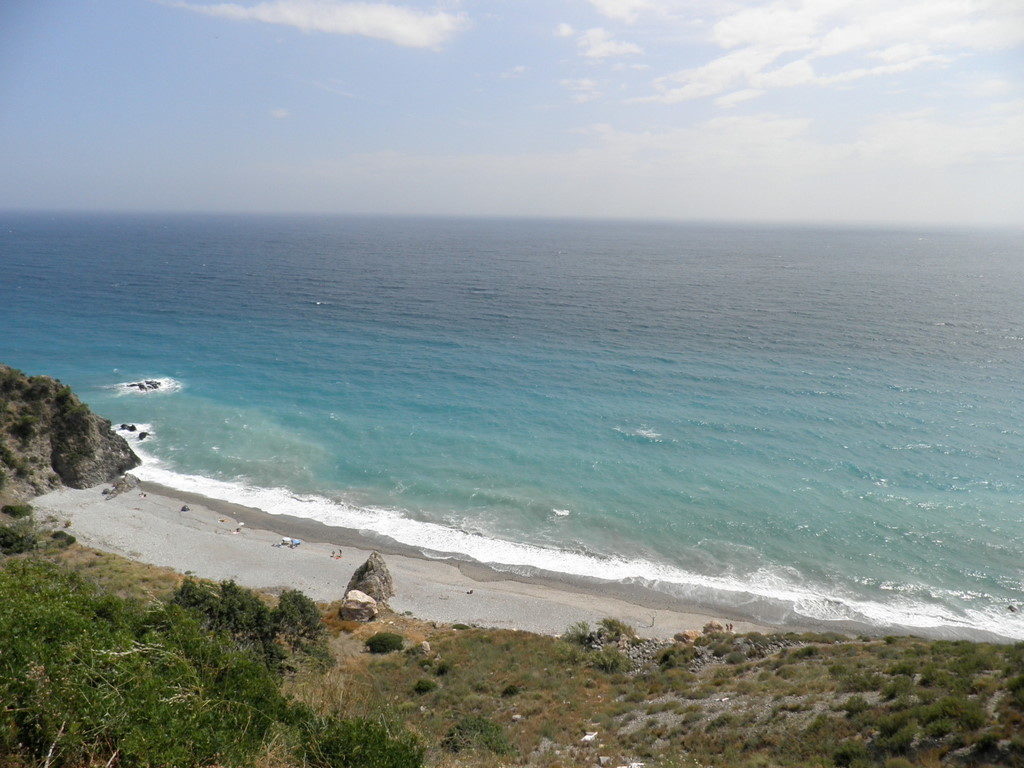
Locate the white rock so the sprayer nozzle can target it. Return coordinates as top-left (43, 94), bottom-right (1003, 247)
top-left (339, 589), bottom-right (378, 622)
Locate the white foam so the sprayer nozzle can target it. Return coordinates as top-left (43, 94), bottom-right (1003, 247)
top-left (553, 508), bottom-right (572, 517)
top-left (112, 377), bottom-right (183, 395)
top-left (614, 426), bottom-right (664, 442)
top-left (122, 437), bottom-right (1024, 641)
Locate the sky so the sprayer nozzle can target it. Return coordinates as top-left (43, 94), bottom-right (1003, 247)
top-left (1, 0), bottom-right (1022, 225)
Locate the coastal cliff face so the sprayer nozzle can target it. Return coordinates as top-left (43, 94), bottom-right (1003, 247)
top-left (0, 365), bottom-right (139, 501)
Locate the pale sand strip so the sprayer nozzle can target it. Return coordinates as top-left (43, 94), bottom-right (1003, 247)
top-left (32, 482), bottom-right (775, 640)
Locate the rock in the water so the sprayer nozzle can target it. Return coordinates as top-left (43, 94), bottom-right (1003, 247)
top-left (339, 589), bottom-right (378, 622)
top-left (138, 432), bottom-right (149, 440)
top-left (346, 551), bottom-right (395, 603)
top-left (120, 424), bottom-right (137, 432)
top-left (106, 473), bottom-right (140, 499)
top-left (702, 621), bottom-right (725, 634)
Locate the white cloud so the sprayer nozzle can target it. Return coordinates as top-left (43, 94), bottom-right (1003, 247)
top-left (169, 0), bottom-right (469, 48)
top-left (298, 103), bottom-right (1024, 225)
top-left (587, 0), bottom-right (656, 24)
top-left (714, 88), bottom-right (764, 108)
top-left (641, 0), bottom-right (1024, 104)
top-left (577, 27), bottom-right (643, 58)
top-left (270, 108), bottom-right (290, 118)
top-left (554, 22), bottom-right (574, 38)
top-left (500, 65), bottom-right (528, 79)
top-left (560, 78), bottom-right (602, 103)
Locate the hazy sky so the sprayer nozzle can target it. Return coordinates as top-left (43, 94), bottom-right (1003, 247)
top-left (2, 0), bottom-right (1022, 225)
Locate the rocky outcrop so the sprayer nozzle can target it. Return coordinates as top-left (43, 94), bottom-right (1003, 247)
top-left (0, 365), bottom-right (140, 502)
top-left (339, 590), bottom-right (378, 622)
top-left (103, 473), bottom-right (140, 499)
top-left (346, 552), bottom-right (395, 604)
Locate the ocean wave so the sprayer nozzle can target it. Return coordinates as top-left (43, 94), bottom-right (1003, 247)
top-left (118, 430), bottom-right (1024, 641)
top-left (112, 377), bottom-right (183, 395)
top-left (614, 426), bottom-right (665, 442)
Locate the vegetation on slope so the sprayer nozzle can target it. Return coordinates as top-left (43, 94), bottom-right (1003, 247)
top-left (0, 558), bottom-right (422, 768)
top-left (2, 538), bottom-right (1021, 768)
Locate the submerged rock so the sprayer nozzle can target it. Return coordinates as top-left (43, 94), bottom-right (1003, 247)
top-left (346, 551), bottom-right (395, 604)
top-left (339, 589), bottom-right (378, 622)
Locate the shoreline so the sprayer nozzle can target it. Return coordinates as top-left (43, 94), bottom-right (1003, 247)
top-left (32, 481), bottom-right (778, 639)
top-left (31, 479), bottom-right (1019, 643)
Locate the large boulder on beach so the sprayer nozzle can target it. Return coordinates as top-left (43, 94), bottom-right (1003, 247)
top-left (674, 630), bottom-right (702, 644)
top-left (702, 621), bottom-right (726, 635)
top-left (346, 552), bottom-right (395, 604)
top-left (339, 590), bottom-right (378, 622)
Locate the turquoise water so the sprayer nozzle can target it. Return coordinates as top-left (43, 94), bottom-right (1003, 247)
top-left (2, 213), bottom-right (1022, 638)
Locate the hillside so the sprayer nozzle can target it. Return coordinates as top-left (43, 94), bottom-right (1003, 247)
top-left (0, 365), bottom-right (138, 502)
top-left (0, 537), bottom-right (1019, 768)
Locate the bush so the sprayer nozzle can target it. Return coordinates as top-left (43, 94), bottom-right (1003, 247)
top-left (501, 683), bottom-right (521, 697)
top-left (275, 588), bottom-right (325, 650)
top-left (366, 632), bottom-right (405, 654)
top-left (1, 504), bottom-right (32, 519)
top-left (563, 620), bottom-right (591, 645)
top-left (658, 644), bottom-right (697, 669)
top-left (598, 617), bottom-right (636, 641)
top-left (434, 660), bottom-right (451, 676)
top-left (590, 647), bottom-right (629, 673)
top-left (172, 578), bottom-right (284, 667)
top-left (413, 678), bottom-right (438, 695)
top-left (0, 559), bottom-right (289, 767)
top-left (441, 715), bottom-right (512, 755)
top-left (725, 651), bottom-right (746, 664)
top-left (49, 529), bottom-right (76, 548)
top-left (0, 518), bottom-right (38, 555)
top-left (300, 715), bottom-right (424, 768)
top-left (833, 740), bottom-right (869, 766)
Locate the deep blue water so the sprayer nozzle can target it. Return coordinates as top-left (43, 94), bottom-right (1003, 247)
top-left (2, 213), bottom-right (1023, 638)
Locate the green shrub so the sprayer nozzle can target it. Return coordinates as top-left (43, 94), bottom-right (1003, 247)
top-left (0, 559), bottom-right (288, 767)
top-left (366, 632), bottom-right (405, 654)
top-left (598, 617), bottom-right (636, 641)
top-left (590, 647), bottom-right (629, 673)
top-left (10, 414), bottom-right (38, 441)
top-left (434, 659), bottom-right (452, 676)
top-left (1007, 674), bottom-right (1024, 708)
top-left (0, 518), bottom-right (38, 555)
top-left (501, 683), bottom-right (521, 697)
top-left (49, 529), bottom-right (76, 548)
top-left (833, 740), bottom-right (869, 766)
top-left (441, 715), bottom-right (512, 754)
top-left (725, 651), bottom-right (746, 664)
top-left (842, 695), bottom-right (870, 716)
top-left (658, 644), bottom-right (697, 669)
top-left (413, 678), bottom-right (438, 695)
top-left (876, 722), bottom-right (917, 755)
top-left (275, 588), bottom-right (325, 649)
top-left (451, 623), bottom-right (470, 630)
top-left (172, 578), bottom-right (284, 667)
top-left (300, 715), bottom-right (424, 768)
top-left (563, 620), bottom-right (592, 645)
top-left (1, 504), bottom-right (32, 519)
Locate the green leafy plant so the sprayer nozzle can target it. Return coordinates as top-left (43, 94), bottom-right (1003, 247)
top-left (366, 632), bottom-right (405, 654)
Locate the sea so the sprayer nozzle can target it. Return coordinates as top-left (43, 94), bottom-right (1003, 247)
top-left (2, 213), bottom-right (1022, 640)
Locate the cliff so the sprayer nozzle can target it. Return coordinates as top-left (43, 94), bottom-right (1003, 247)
top-left (0, 364), bottom-right (139, 501)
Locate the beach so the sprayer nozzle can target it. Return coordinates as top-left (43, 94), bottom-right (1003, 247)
top-left (32, 480), bottom-right (774, 640)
